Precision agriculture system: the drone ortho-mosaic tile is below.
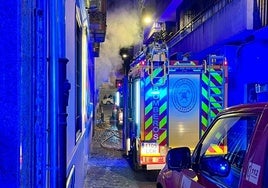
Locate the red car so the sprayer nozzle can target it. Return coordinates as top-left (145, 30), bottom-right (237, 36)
top-left (157, 103), bottom-right (268, 188)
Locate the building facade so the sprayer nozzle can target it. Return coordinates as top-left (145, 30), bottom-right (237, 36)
top-left (0, 0), bottom-right (106, 187)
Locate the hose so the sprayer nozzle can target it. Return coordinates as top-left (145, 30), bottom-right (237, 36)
top-left (95, 121), bottom-right (123, 151)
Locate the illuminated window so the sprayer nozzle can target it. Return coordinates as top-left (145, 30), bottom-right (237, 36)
top-left (75, 8), bottom-right (82, 142)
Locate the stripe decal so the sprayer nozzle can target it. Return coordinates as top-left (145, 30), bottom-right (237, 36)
top-left (144, 70), bottom-right (168, 145)
top-left (201, 67), bottom-right (225, 135)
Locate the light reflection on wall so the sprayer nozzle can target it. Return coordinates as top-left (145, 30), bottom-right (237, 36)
top-left (82, 26), bottom-right (88, 128)
top-left (115, 91), bottom-right (120, 106)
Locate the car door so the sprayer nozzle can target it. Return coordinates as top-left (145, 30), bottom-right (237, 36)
top-left (192, 113), bottom-right (259, 188)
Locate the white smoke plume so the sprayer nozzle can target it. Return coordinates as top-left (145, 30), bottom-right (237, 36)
top-left (95, 1), bottom-right (142, 88)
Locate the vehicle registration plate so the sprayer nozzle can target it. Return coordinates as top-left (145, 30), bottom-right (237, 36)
top-left (141, 142), bottom-right (159, 156)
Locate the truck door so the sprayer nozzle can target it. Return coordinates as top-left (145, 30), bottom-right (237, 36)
top-left (168, 74), bottom-right (200, 149)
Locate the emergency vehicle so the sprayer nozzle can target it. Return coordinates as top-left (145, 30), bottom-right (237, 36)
top-left (157, 102), bottom-right (268, 188)
top-left (123, 41), bottom-right (228, 170)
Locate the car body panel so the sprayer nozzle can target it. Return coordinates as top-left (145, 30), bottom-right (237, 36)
top-left (157, 166), bottom-right (205, 188)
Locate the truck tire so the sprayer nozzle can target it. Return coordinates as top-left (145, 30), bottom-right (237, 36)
top-left (130, 140), bottom-right (139, 171)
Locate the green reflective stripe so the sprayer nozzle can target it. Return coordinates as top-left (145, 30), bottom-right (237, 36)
top-left (158, 77), bottom-right (165, 85)
top-left (145, 131), bottom-right (152, 140)
top-left (201, 116), bottom-right (208, 128)
top-left (209, 96), bottom-right (222, 109)
top-left (160, 91), bottom-right (167, 100)
top-left (201, 101), bottom-right (209, 113)
top-left (202, 74), bottom-right (209, 85)
top-left (159, 116), bottom-right (167, 129)
top-left (158, 130), bottom-right (167, 144)
top-left (151, 68), bottom-right (165, 85)
top-left (153, 68), bottom-right (162, 76)
top-left (145, 103), bottom-right (152, 115)
top-left (201, 100), bottom-right (209, 129)
top-left (211, 87), bottom-right (222, 95)
top-left (145, 117), bottom-right (152, 129)
top-left (210, 71), bottom-right (223, 84)
top-left (201, 74), bottom-right (209, 134)
top-left (201, 67), bottom-right (225, 136)
top-left (159, 86), bottom-right (167, 100)
top-left (145, 88), bottom-right (152, 101)
top-left (206, 78), bottom-right (221, 94)
top-left (159, 102), bottom-right (167, 115)
top-left (209, 96), bottom-right (217, 102)
top-left (211, 102), bottom-right (222, 109)
top-left (202, 88), bottom-right (208, 100)
top-left (210, 111), bottom-right (217, 118)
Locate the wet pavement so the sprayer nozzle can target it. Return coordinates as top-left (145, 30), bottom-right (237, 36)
top-left (83, 109), bottom-right (158, 188)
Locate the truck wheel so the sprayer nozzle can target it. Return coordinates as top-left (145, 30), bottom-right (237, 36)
top-left (131, 141), bottom-right (139, 171)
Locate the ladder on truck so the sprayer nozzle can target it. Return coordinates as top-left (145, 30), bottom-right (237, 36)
top-left (205, 55), bottom-right (228, 125)
top-left (146, 42), bottom-right (169, 86)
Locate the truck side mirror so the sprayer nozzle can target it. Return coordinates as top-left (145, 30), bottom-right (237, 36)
top-left (166, 147), bottom-right (191, 171)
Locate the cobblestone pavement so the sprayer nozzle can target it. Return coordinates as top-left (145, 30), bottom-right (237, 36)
top-left (83, 120), bottom-right (158, 188)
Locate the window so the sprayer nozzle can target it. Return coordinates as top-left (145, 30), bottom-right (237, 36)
top-left (198, 114), bottom-right (258, 188)
top-left (75, 8), bottom-right (82, 142)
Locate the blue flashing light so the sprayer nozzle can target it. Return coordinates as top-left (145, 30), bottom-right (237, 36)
top-left (151, 90), bottom-right (160, 95)
top-left (134, 80), bottom-right (140, 126)
top-left (220, 164), bottom-right (227, 171)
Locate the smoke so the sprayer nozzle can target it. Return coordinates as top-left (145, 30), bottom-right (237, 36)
top-left (95, 1), bottom-right (142, 88)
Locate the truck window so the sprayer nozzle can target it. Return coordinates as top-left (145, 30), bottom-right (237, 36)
top-left (198, 114), bottom-right (258, 188)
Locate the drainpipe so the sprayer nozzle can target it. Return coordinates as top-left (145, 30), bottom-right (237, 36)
top-left (49, 0), bottom-right (67, 187)
top-left (58, 58), bottom-right (70, 187)
top-left (49, 0), bottom-right (59, 186)
top-left (57, 0), bottom-right (68, 187)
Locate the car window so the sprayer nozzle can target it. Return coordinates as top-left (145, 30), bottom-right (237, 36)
top-left (198, 114), bottom-right (258, 188)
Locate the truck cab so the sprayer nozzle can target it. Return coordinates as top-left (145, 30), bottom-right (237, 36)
top-left (157, 102), bottom-right (268, 188)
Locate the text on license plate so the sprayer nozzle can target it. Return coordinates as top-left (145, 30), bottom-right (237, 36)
top-left (141, 142), bottom-right (159, 156)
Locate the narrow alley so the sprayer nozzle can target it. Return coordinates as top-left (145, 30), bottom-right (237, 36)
top-left (2, 1), bottom-right (268, 187)
top-left (83, 104), bottom-right (159, 187)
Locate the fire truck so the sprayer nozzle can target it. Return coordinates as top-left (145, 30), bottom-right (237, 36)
top-left (123, 41), bottom-right (228, 171)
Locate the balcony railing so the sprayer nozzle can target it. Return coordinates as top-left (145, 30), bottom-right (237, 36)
top-left (254, 0), bottom-right (268, 29)
top-left (167, 0), bottom-right (234, 48)
top-left (168, 0), bottom-right (268, 48)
